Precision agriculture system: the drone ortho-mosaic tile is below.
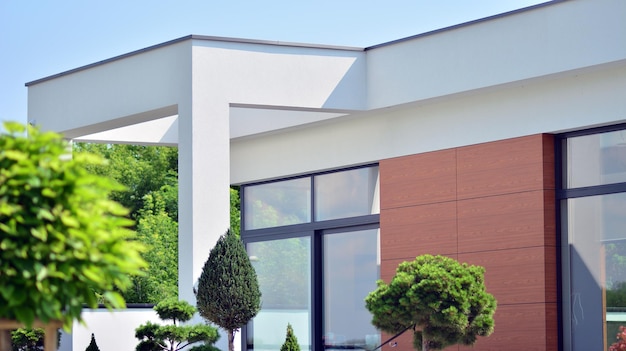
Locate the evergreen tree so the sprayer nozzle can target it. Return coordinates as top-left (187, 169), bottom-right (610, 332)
top-left (280, 324), bottom-right (300, 351)
top-left (195, 229), bottom-right (261, 351)
top-left (85, 334), bottom-right (100, 351)
top-left (365, 255), bottom-right (496, 351)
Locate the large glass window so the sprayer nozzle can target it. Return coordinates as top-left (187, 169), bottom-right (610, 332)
top-left (242, 165), bottom-right (380, 351)
top-left (559, 125), bottom-right (626, 351)
top-left (323, 228), bottom-right (380, 351)
top-left (247, 237), bottom-right (312, 351)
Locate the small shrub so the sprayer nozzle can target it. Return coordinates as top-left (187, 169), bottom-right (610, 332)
top-left (10, 328), bottom-right (60, 351)
top-left (135, 299), bottom-right (219, 351)
top-left (280, 323), bottom-right (300, 351)
top-left (85, 333), bottom-right (100, 351)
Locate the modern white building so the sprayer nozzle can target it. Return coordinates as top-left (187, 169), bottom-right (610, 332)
top-left (27, 0), bottom-right (626, 350)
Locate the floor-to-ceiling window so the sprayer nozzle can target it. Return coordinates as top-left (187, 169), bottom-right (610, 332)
top-left (558, 124), bottom-right (626, 350)
top-left (241, 165), bottom-right (380, 351)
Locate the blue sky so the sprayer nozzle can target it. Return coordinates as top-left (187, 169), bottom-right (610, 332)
top-left (0, 0), bottom-right (549, 124)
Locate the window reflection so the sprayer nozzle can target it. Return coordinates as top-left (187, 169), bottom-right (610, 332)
top-left (247, 237), bottom-right (311, 351)
top-left (244, 178), bottom-right (311, 230)
top-left (315, 167), bottom-right (380, 221)
top-left (567, 130), bottom-right (626, 188)
top-left (567, 193), bottom-right (626, 349)
top-left (323, 229), bottom-right (380, 351)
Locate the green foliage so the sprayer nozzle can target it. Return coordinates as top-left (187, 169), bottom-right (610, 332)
top-left (196, 229), bottom-right (261, 351)
top-left (280, 323), bottom-right (300, 351)
top-left (85, 333), bottom-right (100, 351)
top-left (136, 321), bottom-right (162, 351)
top-left (72, 143), bottom-right (178, 220)
top-left (135, 300), bottom-right (219, 351)
top-left (127, 193), bottom-right (179, 303)
top-left (608, 282), bottom-right (626, 307)
top-left (0, 122), bottom-right (146, 330)
top-left (74, 143), bottom-right (179, 304)
top-left (230, 187), bottom-right (240, 237)
top-left (365, 255), bottom-right (496, 351)
top-left (11, 328), bottom-right (44, 351)
top-left (10, 327), bottom-right (61, 351)
top-left (155, 299), bottom-right (196, 325)
top-left (251, 238), bottom-right (308, 308)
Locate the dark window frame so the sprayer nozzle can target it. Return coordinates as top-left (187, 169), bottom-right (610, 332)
top-left (555, 122), bottom-right (626, 351)
top-left (240, 164), bottom-right (380, 351)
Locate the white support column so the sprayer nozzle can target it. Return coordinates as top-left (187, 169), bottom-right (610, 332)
top-left (177, 98), bottom-right (231, 304)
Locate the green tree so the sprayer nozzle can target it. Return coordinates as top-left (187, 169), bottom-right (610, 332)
top-left (365, 255), bottom-right (496, 351)
top-left (72, 143), bottom-right (178, 221)
top-left (0, 122), bottom-right (146, 331)
top-left (280, 323), bottom-right (300, 351)
top-left (85, 333), bottom-right (100, 351)
top-left (135, 299), bottom-right (219, 351)
top-left (195, 229), bottom-right (261, 351)
top-left (125, 192), bottom-right (179, 303)
top-left (73, 143), bottom-right (180, 303)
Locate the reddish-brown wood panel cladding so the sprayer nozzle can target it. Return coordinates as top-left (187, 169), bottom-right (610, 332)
top-left (381, 202), bottom-right (458, 260)
top-left (543, 244), bottom-right (558, 304)
top-left (380, 149), bottom-right (456, 209)
top-left (379, 330), bottom-right (414, 351)
top-left (457, 190), bottom-right (554, 252)
top-left (378, 133), bottom-right (557, 350)
top-left (459, 247), bottom-right (554, 305)
top-left (458, 303), bottom-right (558, 351)
top-left (542, 190), bottom-right (557, 247)
top-left (541, 134), bottom-right (556, 190)
top-left (457, 134), bottom-right (552, 199)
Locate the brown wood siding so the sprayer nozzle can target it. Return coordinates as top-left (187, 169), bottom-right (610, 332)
top-left (379, 134), bottom-right (557, 351)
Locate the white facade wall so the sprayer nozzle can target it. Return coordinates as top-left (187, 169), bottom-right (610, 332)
top-left (27, 40), bottom-right (191, 138)
top-left (231, 61), bottom-right (626, 184)
top-left (366, 0), bottom-right (626, 109)
top-left (57, 308), bottom-right (160, 351)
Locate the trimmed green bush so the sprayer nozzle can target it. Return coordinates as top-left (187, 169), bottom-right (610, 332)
top-left (196, 229), bottom-right (261, 351)
top-left (365, 254), bottom-right (496, 351)
top-left (135, 299), bottom-right (219, 351)
top-left (0, 121), bottom-right (146, 330)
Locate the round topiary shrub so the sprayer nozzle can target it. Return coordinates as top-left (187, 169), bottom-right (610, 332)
top-left (0, 122), bottom-right (146, 330)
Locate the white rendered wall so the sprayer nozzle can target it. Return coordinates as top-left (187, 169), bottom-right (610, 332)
top-left (57, 308), bottom-right (160, 351)
top-left (191, 39), bottom-right (366, 110)
top-left (231, 60), bottom-right (626, 184)
top-left (366, 0), bottom-right (626, 109)
top-left (27, 41), bottom-right (191, 138)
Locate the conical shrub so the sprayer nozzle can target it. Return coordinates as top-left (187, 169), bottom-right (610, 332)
top-left (280, 323), bottom-right (300, 351)
top-left (85, 333), bottom-right (100, 351)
